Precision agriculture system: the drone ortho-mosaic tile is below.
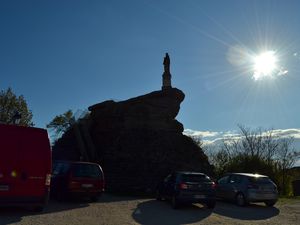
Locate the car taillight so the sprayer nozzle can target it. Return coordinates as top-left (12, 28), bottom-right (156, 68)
top-left (69, 181), bottom-right (80, 189)
top-left (45, 174), bottom-right (51, 186)
top-left (211, 182), bottom-right (217, 189)
top-left (179, 183), bottom-right (188, 189)
top-left (247, 184), bottom-right (259, 189)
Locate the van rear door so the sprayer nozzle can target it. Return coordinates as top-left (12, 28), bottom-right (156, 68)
top-left (18, 128), bottom-right (51, 197)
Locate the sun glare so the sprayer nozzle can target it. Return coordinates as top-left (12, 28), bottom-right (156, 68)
top-left (227, 45), bottom-right (288, 81)
top-left (253, 51), bottom-right (278, 80)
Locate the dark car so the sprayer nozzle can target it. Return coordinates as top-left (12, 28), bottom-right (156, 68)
top-left (156, 171), bottom-right (216, 209)
top-left (216, 173), bottom-right (278, 206)
top-left (51, 161), bottom-right (105, 202)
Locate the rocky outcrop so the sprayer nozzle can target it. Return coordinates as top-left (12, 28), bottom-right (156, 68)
top-left (89, 88), bottom-right (185, 133)
top-left (52, 88), bottom-right (213, 194)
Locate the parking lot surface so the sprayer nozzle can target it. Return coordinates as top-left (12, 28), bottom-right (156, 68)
top-left (0, 194), bottom-right (299, 225)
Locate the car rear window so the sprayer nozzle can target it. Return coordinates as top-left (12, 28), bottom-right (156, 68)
top-left (248, 176), bottom-right (271, 184)
top-left (72, 164), bottom-right (103, 178)
top-left (181, 174), bottom-right (211, 183)
top-left (52, 162), bottom-right (70, 176)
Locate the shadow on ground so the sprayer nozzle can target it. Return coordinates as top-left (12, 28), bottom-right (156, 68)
top-left (99, 193), bottom-right (145, 203)
top-left (0, 199), bottom-right (89, 225)
top-left (214, 201), bottom-right (280, 220)
top-left (132, 199), bottom-right (280, 225)
top-left (132, 200), bottom-right (212, 225)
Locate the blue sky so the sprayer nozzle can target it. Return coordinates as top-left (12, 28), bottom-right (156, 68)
top-left (1, 0), bottom-right (300, 143)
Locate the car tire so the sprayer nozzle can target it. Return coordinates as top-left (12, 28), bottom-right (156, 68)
top-left (236, 193), bottom-right (247, 206)
top-left (57, 191), bottom-right (66, 202)
top-left (155, 190), bottom-right (162, 201)
top-left (56, 192), bottom-right (63, 202)
top-left (265, 200), bottom-right (276, 207)
top-left (91, 196), bottom-right (99, 202)
top-left (171, 196), bottom-right (179, 209)
top-left (206, 200), bottom-right (216, 209)
top-left (32, 206), bottom-right (44, 213)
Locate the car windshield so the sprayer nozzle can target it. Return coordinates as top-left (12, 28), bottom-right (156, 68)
top-left (73, 164), bottom-right (102, 178)
top-left (181, 174), bottom-right (211, 183)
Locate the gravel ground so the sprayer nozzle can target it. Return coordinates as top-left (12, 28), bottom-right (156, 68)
top-left (0, 194), bottom-right (299, 225)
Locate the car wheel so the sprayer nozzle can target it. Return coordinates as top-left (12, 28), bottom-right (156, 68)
top-left (56, 191), bottom-right (64, 202)
top-left (32, 206), bottom-right (44, 212)
top-left (236, 193), bottom-right (246, 206)
top-left (171, 196), bottom-right (179, 209)
top-left (155, 190), bottom-right (162, 201)
top-left (206, 200), bottom-right (216, 209)
top-left (91, 196), bottom-right (99, 202)
top-left (265, 200), bottom-right (276, 207)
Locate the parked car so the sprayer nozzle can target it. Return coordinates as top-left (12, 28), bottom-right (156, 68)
top-left (51, 161), bottom-right (105, 202)
top-left (156, 171), bottom-right (216, 209)
top-left (216, 173), bottom-right (278, 206)
top-left (0, 124), bottom-right (52, 211)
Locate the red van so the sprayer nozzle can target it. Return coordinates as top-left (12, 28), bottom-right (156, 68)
top-left (0, 124), bottom-right (52, 211)
top-left (51, 161), bottom-right (105, 202)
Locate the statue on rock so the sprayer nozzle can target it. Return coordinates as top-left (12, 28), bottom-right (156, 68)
top-left (162, 53), bottom-right (172, 90)
top-left (163, 53), bottom-right (170, 73)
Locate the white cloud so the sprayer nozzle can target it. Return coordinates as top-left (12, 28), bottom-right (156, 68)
top-left (184, 128), bottom-right (300, 166)
top-left (201, 140), bottom-right (217, 147)
top-left (253, 66), bottom-right (289, 80)
top-left (185, 128), bottom-right (300, 166)
top-left (183, 129), bottom-right (220, 138)
top-left (185, 128), bottom-right (300, 142)
top-left (277, 68), bottom-right (288, 76)
top-left (267, 129), bottom-right (300, 139)
top-left (184, 129), bottom-right (244, 147)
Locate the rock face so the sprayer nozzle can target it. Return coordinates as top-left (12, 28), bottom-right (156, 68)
top-left (52, 88), bottom-right (213, 194)
top-left (89, 88), bottom-right (184, 133)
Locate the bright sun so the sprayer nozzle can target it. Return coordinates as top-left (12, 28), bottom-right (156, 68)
top-left (253, 51), bottom-right (278, 80)
top-left (227, 45), bottom-right (288, 80)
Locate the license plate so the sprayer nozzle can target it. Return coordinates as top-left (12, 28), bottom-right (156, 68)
top-left (0, 185), bottom-right (9, 191)
top-left (82, 184), bottom-right (93, 188)
top-left (194, 195), bottom-right (205, 199)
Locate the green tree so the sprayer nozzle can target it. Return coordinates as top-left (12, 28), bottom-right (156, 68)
top-left (0, 87), bottom-right (33, 126)
top-left (46, 110), bottom-right (74, 137)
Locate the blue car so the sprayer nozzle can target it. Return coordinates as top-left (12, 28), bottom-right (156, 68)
top-left (156, 171), bottom-right (216, 209)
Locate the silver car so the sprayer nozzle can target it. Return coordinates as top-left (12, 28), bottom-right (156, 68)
top-left (216, 173), bottom-right (278, 206)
